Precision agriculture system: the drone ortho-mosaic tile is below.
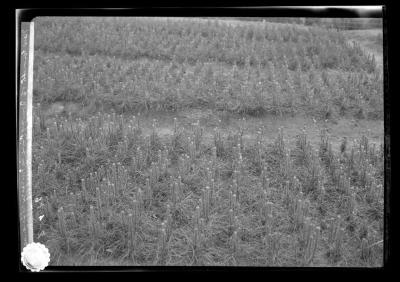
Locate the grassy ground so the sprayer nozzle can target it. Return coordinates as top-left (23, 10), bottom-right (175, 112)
top-left (31, 17), bottom-right (384, 267)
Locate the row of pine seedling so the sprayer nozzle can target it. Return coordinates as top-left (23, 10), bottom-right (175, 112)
top-left (34, 111), bottom-right (384, 265)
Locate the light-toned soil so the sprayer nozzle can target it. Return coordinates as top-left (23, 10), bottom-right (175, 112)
top-left (142, 16), bottom-right (310, 30)
top-left (145, 109), bottom-right (383, 150)
top-left (44, 100), bottom-right (383, 153)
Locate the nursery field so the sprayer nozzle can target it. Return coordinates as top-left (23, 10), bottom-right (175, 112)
top-left (31, 17), bottom-right (385, 267)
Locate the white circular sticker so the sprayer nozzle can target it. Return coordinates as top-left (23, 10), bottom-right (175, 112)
top-left (21, 242), bottom-right (50, 272)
